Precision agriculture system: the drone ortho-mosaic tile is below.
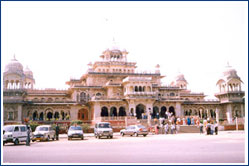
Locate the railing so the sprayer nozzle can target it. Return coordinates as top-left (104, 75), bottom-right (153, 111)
top-left (124, 92), bottom-right (156, 96)
top-left (88, 71), bottom-right (160, 76)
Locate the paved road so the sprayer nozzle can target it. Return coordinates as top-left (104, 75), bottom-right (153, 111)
top-left (3, 131), bottom-right (245, 164)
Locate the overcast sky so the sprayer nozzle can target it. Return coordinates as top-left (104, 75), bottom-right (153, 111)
top-left (1, 1), bottom-right (248, 99)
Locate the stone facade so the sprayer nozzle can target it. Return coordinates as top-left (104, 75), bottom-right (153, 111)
top-left (3, 47), bottom-right (245, 127)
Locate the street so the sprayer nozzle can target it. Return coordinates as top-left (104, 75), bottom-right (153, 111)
top-left (2, 131), bottom-right (245, 164)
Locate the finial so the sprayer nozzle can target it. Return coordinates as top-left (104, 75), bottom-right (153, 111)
top-left (226, 61), bottom-right (231, 68)
top-left (13, 54), bottom-right (16, 60)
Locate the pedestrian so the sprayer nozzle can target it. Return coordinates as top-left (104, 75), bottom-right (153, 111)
top-left (176, 120), bottom-right (180, 134)
top-left (215, 123), bottom-right (218, 135)
top-left (26, 125), bottom-right (30, 146)
top-left (210, 122), bottom-right (215, 135)
top-left (199, 122), bottom-right (203, 134)
top-left (55, 123), bottom-right (60, 140)
top-left (170, 123), bottom-right (175, 134)
top-left (155, 124), bottom-right (159, 135)
top-left (187, 117), bottom-right (191, 125)
top-left (191, 117), bottom-right (195, 125)
top-left (164, 123), bottom-right (169, 134)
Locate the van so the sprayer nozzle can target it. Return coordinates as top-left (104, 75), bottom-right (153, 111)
top-left (94, 122), bottom-right (113, 139)
top-left (3, 125), bottom-right (30, 145)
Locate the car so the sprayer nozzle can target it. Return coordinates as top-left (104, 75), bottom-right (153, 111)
top-left (3, 125), bottom-right (31, 145)
top-left (94, 122), bottom-right (113, 139)
top-left (120, 125), bottom-right (148, 137)
top-left (33, 125), bottom-right (56, 141)
top-left (67, 125), bottom-right (84, 140)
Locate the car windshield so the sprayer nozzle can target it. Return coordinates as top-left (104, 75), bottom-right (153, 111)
top-left (137, 125), bottom-right (146, 129)
top-left (69, 126), bottom-right (82, 130)
top-left (36, 127), bottom-right (48, 131)
top-left (4, 126), bottom-right (14, 132)
top-left (98, 123), bottom-right (111, 128)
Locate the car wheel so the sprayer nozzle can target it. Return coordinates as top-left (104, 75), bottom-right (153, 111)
top-left (143, 134), bottom-right (147, 137)
top-left (110, 136), bottom-right (113, 139)
top-left (32, 140), bottom-right (35, 142)
top-left (47, 135), bottom-right (50, 141)
top-left (3, 141), bottom-right (6, 146)
top-left (52, 136), bottom-right (55, 141)
top-left (14, 139), bottom-right (19, 145)
top-left (98, 135), bottom-right (101, 139)
top-left (81, 136), bottom-right (84, 140)
top-left (134, 132), bottom-right (138, 137)
top-left (121, 132), bottom-right (125, 137)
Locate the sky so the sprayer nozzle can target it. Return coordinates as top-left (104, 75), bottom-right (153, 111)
top-left (1, 1), bottom-right (248, 99)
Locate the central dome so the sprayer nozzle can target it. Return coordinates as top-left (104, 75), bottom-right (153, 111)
top-left (4, 56), bottom-right (24, 74)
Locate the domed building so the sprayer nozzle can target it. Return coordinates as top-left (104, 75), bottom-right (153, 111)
top-left (3, 49), bottom-right (245, 131)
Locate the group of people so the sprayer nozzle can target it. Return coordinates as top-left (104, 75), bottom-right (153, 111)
top-left (198, 119), bottom-right (219, 135)
top-left (154, 115), bottom-right (181, 135)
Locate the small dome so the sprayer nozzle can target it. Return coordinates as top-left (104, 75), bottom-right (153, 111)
top-left (223, 65), bottom-right (240, 80)
top-left (24, 66), bottom-right (33, 78)
top-left (176, 73), bottom-right (187, 82)
top-left (4, 56), bottom-right (24, 74)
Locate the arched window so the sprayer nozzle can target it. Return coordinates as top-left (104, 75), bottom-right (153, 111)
top-left (39, 112), bottom-right (44, 121)
top-left (54, 112), bottom-right (59, 119)
top-left (101, 107), bottom-right (108, 117)
top-left (139, 86), bottom-right (142, 92)
top-left (160, 106), bottom-right (167, 118)
top-left (135, 86), bottom-right (138, 92)
top-left (170, 93), bottom-right (175, 96)
top-left (118, 107), bottom-right (126, 116)
top-left (153, 106), bottom-right (159, 119)
top-left (80, 92), bottom-right (87, 102)
top-left (110, 107), bottom-right (117, 116)
top-left (33, 111), bottom-right (38, 121)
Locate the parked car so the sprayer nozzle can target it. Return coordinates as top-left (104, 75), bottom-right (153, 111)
top-left (3, 125), bottom-right (31, 145)
top-left (94, 122), bottom-right (113, 139)
top-left (68, 126), bottom-right (84, 140)
top-left (33, 125), bottom-right (55, 141)
top-left (120, 125), bottom-right (148, 137)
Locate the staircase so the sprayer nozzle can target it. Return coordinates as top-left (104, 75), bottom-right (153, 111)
top-left (179, 125), bottom-right (200, 133)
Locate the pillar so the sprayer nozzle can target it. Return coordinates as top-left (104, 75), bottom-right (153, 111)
top-left (146, 103), bottom-right (153, 127)
top-left (93, 102), bottom-right (101, 120)
top-left (70, 106), bottom-right (79, 121)
top-left (226, 104), bottom-right (232, 124)
top-left (175, 102), bottom-right (181, 117)
top-left (17, 105), bottom-right (22, 123)
top-left (215, 108), bottom-right (219, 125)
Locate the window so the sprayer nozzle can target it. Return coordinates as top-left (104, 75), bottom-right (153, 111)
top-left (14, 126), bottom-right (19, 132)
top-left (20, 126), bottom-right (27, 132)
top-left (8, 112), bottom-right (14, 120)
top-left (170, 93), bottom-right (175, 96)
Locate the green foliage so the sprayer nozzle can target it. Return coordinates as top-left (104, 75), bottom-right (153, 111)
top-left (199, 119), bottom-right (203, 124)
top-left (71, 120), bottom-right (83, 125)
top-left (219, 119), bottom-right (225, 122)
top-left (81, 123), bottom-right (90, 133)
top-left (29, 120), bottom-right (39, 132)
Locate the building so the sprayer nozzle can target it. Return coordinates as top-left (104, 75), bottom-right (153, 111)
top-left (3, 46), bottom-right (245, 128)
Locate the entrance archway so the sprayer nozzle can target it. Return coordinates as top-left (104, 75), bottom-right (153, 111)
top-left (78, 109), bottom-right (88, 120)
top-left (136, 104), bottom-right (146, 119)
top-left (33, 111), bottom-right (38, 121)
top-left (160, 106), bottom-right (167, 118)
top-left (101, 107), bottom-right (108, 117)
top-left (47, 112), bottom-right (53, 120)
top-left (110, 107), bottom-right (117, 116)
top-left (153, 106), bottom-right (159, 119)
top-left (169, 106), bottom-right (175, 116)
top-left (118, 107), bottom-right (126, 116)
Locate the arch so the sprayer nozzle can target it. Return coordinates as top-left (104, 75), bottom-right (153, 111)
top-left (47, 98), bottom-right (53, 102)
top-left (139, 86), bottom-right (142, 92)
top-left (118, 107), bottom-right (126, 116)
top-left (110, 107), bottom-right (117, 116)
top-left (80, 92), bottom-right (87, 102)
top-left (101, 107), bottom-right (108, 117)
top-left (136, 104), bottom-right (146, 119)
top-left (47, 112), bottom-right (53, 120)
top-left (130, 86), bottom-right (133, 92)
top-left (153, 106), bottom-right (159, 119)
top-left (33, 111), bottom-right (38, 121)
top-left (160, 106), bottom-right (167, 118)
top-left (135, 86), bottom-right (138, 92)
top-left (147, 86), bottom-right (151, 92)
top-left (169, 106), bottom-right (175, 116)
top-left (96, 93), bottom-right (101, 96)
top-left (170, 93), bottom-right (175, 96)
top-left (39, 112), bottom-right (44, 121)
top-left (54, 112), bottom-right (59, 119)
top-left (78, 109), bottom-right (88, 120)
top-left (143, 86), bottom-right (146, 92)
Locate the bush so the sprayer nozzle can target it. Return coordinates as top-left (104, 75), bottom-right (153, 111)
top-left (81, 123), bottom-right (90, 133)
top-left (70, 120), bottom-right (83, 125)
top-left (29, 120), bottom-right (39, 132)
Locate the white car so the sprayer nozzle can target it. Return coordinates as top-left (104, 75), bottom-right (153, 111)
top-left (67, 126), bottom-right (84, 140)
top-left (94, 122), bottom-right (113, 139)
top-left (33, 125), bottom-right (55, 141)
top-left (120, 125), bottom-right (148, 137)
top-left (3, 125), bottom-right (30, 145)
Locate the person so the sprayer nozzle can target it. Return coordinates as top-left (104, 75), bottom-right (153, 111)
top-left (187, 117), bottom-right (191, 125)
top-left (55, 123), bottom-right (60, 140)
top-left (215, 123), bottom-right (218, 135)
top-left (176, 120), bottom-right (180, 134)
top-left (170, 123), bottom-right (175, 134)
top-left (210, 122), bottom-right (214, 135)
top-left (206, 121), bottom-right (211, 135)
top-left (155, 124), bottom-right (159, 135)
top-left (164, 123), bottom-right (169, 134)
top-left (199, 122), bottom-right (203, 134)
top-left (191, 117), bottom-right (195, 125)
top-left (26, 125), bottom-right (30, 146)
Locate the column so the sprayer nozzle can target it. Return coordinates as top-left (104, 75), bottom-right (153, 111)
top-left (70, 106), bottom-right (79, 121)
top-left (93, 102), bottom-right (101, 121)
top-left (200, 109), bottom-right (203, 119)
top-left (146, 103), bottom-right (153, 127)
top-left (215, 108), bottom-right (219, 125)
top-left (17, 104), bottom-right (22, 123)
top-left (226, 104), bottom-right (232, 124)
top-left (175, 102), bottom-right (181, 117)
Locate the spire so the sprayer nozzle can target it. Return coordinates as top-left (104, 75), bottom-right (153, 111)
top-left (12, 54), bottom-right (17, 60)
